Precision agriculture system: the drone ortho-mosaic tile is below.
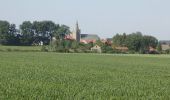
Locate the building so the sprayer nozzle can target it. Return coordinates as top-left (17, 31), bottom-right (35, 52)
top-left (80, 34), bottom-right (100, 44)
top-left (67, 22), bottom-right (100, 43)
top-left (159, 40), bottom-right (170, 51)
top-left (67, 22), bottom-right (81, 42)
top-left (162, 44), bottom-right (170, 51)
top-left (91, 45), bottom-right (102, 53)
top-left (101, 38), bottom-right (112, 45)
top-left (160, 40), bottom-right (170, 45)
top-left (114, 47), bottom-right (129, 52)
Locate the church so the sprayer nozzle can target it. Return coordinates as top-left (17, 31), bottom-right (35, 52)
top-left (65, 22), bottom-right (100, 44)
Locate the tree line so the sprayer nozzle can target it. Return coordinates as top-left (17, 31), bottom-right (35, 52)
top-left (0, 20), bottom-right (70, 46)
top-left (112, 32), bottom-right (159, 53)
top-left (0, 20), bottom-right (161, 54)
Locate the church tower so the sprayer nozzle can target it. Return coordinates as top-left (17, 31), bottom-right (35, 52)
top-left (72, 21), bottom-right (81, 42)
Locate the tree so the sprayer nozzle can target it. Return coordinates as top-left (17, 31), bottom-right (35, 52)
top-left (142, 35), bottom-right (158, 52)
top-left (157, 42), bottom-right (162, 53)
top-left (20, 21), bottom-right (34, 45)
top-left (0, 21), bottom-right (18, 45)
top-left (54, 25), bottom-right (70, 40)
top-left (112, 33), bottom-right (127, 46)
top-left (71, 40), bottom-right (79, 49)
top-left (95, 40), bottom-right (103, 47)
top-left (0, 20), bottom-right (10, 45)
top-left (126, 32), bottom-right (143, 52)
top-left (8, 24), bottom-right (19, 45)
top-left (33, 21), bottom-right (59, 45)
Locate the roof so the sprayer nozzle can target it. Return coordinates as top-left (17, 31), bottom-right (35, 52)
top-left (115, 47), bottom-right (128, 50)
top-left (81, 34), bottom-right (100, 40)
top-left (106, 38), bottom-right (112, 41)
top-left (91, 45), bottom-right (101, 49)
top-left (149, 47), bottom-right (156, 51)
top-left (64, 34), bottom-right (74, 40)
top-left (162, 44), bottom-right (170, 51)
top-left (160, 40), bottom-right (170, 44)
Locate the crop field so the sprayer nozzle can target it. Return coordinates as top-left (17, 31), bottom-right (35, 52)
top-left (0, 52), bottom-right (170, 99)
top-left (0, 45), bottom-right (41, 52)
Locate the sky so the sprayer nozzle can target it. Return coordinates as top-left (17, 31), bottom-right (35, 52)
top-left (0, 0), bottom-right (170, 40)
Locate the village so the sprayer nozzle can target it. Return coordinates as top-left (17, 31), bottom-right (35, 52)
top-left (51, 22), bottom-right (170, 54)
top-left (0, 20), bottom-right (170, 54)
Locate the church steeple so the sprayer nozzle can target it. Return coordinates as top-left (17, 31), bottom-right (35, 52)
top-left (75, 21), bottom-right (81, 42)
top-left (76, 21), bottom-right (79, 32)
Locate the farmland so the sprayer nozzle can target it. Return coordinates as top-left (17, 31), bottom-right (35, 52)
top-left (0, 45), bottom-right (41, 52)
top-left (0, 52), bottom-right (170, 99)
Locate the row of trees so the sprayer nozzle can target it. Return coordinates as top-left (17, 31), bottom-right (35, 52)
top-left (0, 20), bottom-right (70, 45)
top-left (0, 20), bottom-right (161, 54)
top-left (112, 32), bottom-right (159, 53)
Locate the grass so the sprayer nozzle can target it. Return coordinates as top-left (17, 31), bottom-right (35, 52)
top-left (0, 45), bottom-right (41, 52)
top-left (0, 52), bottom-right (170, 99)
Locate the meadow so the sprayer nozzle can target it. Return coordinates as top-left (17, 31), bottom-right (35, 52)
top-left (0, 52), bottom-right (170, 99)
top-left (0, 45), bottom-right (41, 52)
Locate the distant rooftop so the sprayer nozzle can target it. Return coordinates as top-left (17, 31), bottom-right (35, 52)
top-left (160, 40), bottom-right (170, 44)
top-left (81, 34), bottom-right (100, 40)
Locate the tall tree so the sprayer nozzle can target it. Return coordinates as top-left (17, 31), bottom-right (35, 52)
top-left (8, 24), bottom-right (18, 45)
top-left (20, 21), bottom-right (34, 45)
top-left (157, 42), bottom-right (162, 53)
top-left (0, 20), bottom-right (10, 44)
top-left (142, 35), bottom-right (158, 50)
top-left (126, 32), bottom-right (143, 52)
top-left (112, 33), bottom-right (127, 46)
top-left (33, 21), bottom-right (59, 45)
top-left (54, 25), bottom-right (70, 40)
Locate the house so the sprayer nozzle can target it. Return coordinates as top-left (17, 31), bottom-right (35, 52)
top-left (149, 47), bottom-right (157, 52)
top-left (64, 34), bottom-right (74, 40)
top-left (91, 45), bottom-right (102, 53)
top-left (161, 44), bottom-right (170, 51)
top-left (80, 34), bottom-right (100, 44)
top-left (160, 40), bottom-right (170, 50)
top-left (160, 40), bottom-right (170, 45)
top-left (114, 47), bottom-right (128, 52)
top-left (64, 22), bottom-right (100, 44)
top-left (101, 38), bottom-right (112, 45)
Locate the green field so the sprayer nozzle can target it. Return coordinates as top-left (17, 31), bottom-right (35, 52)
top-left (0, 45), bottom-right (41, 52)
top-left (0, 52), bottom-right (170, 99)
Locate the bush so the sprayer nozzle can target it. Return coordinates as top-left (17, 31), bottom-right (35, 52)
top-left (41, 46), bottom-right (48, 52)
top-left (68, 49), bottom-right (75, 53)
top-left (165, 49), bottom-right (170, 54)
top-left (149, 51), bottom-right (160, 54)
top-left (6, 48), bottom-right (12, 52)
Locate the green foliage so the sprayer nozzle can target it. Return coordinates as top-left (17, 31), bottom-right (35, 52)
top-left (0, 20), bottom-right (19, 45)
top-left (0, 45), bottom-right (41, 52)
top-left (126, 32), bottom-right (143, 52)
top-left (157, 42), bottom-right (162, 52)
top-left (112, 33), bottom-right (127, 46)
top-left (0, 52), bottom-right (170, 99)
top-left (101, 45), bottom-right (112, 53)
top-left (113, 32), bottom-right (158, 53)
top-left (165, 49), bottom-right (170, 54)
top-left (0, 20), bottom-right (70, 46)
top-left (20, 21), bottom-right (34, 45)
top-left (41, 46), bottom-right (48, 52)
top-left (54, 25), bottom-right (70, 39)
top-left (95, 40), bottom-right (103, 47)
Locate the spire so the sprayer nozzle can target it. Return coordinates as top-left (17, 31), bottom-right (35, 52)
top-left (76, 21), bottom-right (79, 30)
top-left (74, 21), bottom-right (81, 42)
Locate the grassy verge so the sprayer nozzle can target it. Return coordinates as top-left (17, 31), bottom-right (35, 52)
top-left (0, 45), bottom-right (41, 52)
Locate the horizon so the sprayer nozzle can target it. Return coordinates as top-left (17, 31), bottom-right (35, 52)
top-left (0, 0), bottom-right (170, 40)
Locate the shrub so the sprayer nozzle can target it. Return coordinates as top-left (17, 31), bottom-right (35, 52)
top-left (6, 48), bottom-right (12, 52)
top-left (41, 46), bottom-right (48, 52)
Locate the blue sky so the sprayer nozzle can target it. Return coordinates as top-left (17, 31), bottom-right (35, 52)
top-left (0, 0), bottom-right (170, 40)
